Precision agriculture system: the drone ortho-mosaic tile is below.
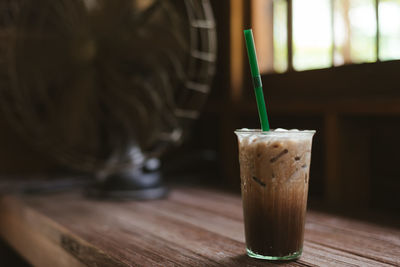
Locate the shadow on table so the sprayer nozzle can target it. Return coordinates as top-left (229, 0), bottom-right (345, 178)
top-left (220, 254), bottom-right (301, 266)
top-left (0, 239), bottom-right (31, 267)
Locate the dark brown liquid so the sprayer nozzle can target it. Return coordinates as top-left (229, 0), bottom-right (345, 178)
top-left (238, 135), bottom-right (312, 257)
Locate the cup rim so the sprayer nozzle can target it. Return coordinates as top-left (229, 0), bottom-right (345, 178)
top-left (234, 129), bottom-right (316, 134)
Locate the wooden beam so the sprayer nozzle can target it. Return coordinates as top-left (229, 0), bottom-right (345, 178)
top-left (342, 0), bottom-right (352, 64)
top-left (340, 119), bottom-right (371, 210)
top-left (330, 0), bottom-right (335, 66)
top-left (237, 97), bottom-right (400, 115)
top-left (260, 60), bottom-right (400, 99)
top-left (375, 0), bottom-right (380, 61)
top-left (324, 113), bottom-right (341, 206)
top-left (287, 0), bottom-right (293, 71)
top-left (252, 0), bottom-right (274, 73)
top-left (230, 0), bottom-right (245, 102)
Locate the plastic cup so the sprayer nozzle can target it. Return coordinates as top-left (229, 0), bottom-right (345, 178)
top-left (235, 129), bottom-right (316, 260)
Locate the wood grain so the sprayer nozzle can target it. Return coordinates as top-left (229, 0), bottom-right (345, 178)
top-left (0, 187), bottom-right (399, 267)
top-left (0, 196), bottom-right (86, 267)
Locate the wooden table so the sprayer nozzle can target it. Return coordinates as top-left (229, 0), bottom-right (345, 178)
top-left (0, 187), bottom-right (399, 266)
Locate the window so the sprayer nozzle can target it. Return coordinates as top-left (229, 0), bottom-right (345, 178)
top-left (253, 0), bottom-right (400, 73)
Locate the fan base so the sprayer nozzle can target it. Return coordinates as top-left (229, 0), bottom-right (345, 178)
top-left (86, 168), bottom-right (168, 200)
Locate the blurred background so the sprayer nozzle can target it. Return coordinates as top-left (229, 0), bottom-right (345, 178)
top-left (1, 1), bottom-right (400, 264)
top-left (0, 0), bottom-right (399, 215)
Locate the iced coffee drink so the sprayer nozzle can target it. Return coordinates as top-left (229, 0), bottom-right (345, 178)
top-left (235, 129), bottom-right (315, 260)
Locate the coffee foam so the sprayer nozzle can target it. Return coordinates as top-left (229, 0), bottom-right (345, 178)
top-left (239, 128), bottom-right (302, 132)
top-left (236, 129), bottom-right (314, 144)
top-left (275, 128), bottom-right (299, 132)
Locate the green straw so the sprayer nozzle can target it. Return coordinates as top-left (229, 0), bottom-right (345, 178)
top-left (244, 29), bottom-right (270, 131)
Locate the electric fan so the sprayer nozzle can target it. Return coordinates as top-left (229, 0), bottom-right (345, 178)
top-left (0, 0), bottom-right (216, 198)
